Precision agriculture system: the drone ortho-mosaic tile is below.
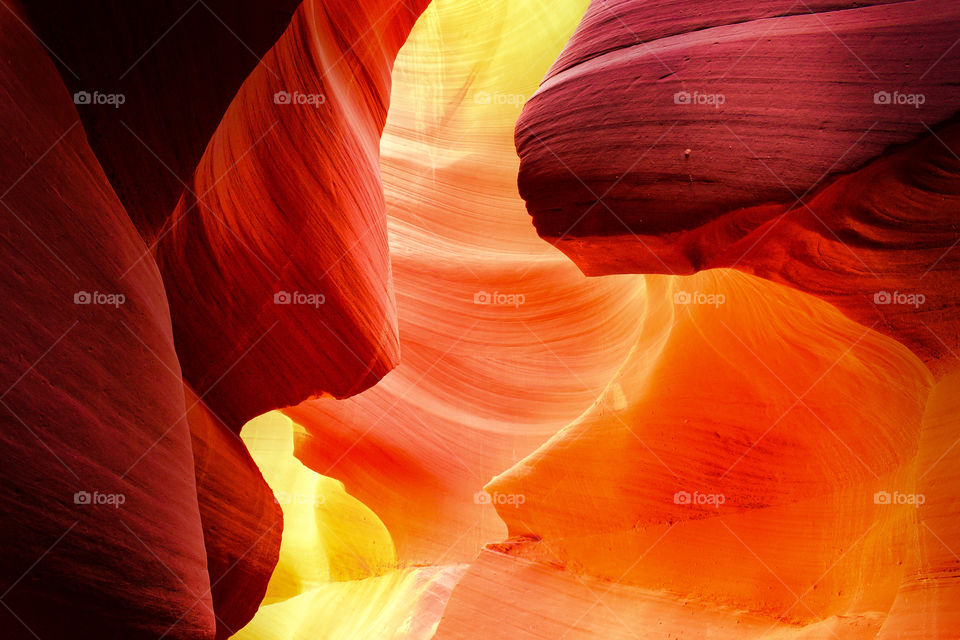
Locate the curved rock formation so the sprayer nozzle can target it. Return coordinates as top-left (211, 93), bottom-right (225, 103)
top-left (2, 0), bottom-right (435, 635)
top-left (20, 0), bottom-right (300, 232)
top-left (155, 0), bottom-right (431, 429)
top-left (241, 412), bottom-right (395, 605)
top-left (236, 410), bottom-right (465, 639)
top-left (516, 0), bottom-right (960, 365)
top-left (435, 547), bottom-right (780, 639)
top-left (282, 0), bottom-right (658, 566)
top-left (4, 0), bottom-right (959, 636)
top-left (484, 270), bottom-right (931, 631)
top-left (877, 368), bottom-right (960, 638)
top-left (0, 2), bottom-right (211, 636)
top-left (185, 385), bottom-right (282, 639)
top-left (236, 564), bottom-right (466, 640)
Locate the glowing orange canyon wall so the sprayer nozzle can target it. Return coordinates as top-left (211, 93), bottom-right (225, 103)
top-left (0, 0), bottom-right (957, 638)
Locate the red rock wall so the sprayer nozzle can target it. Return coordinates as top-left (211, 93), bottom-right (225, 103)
top-left (20, 0), bottom-right (300, 232)
top-left (185, 385), bottom-right (282, 639)
top-left (155, 0), bottom-right (431, 429)
top-left (0, 2), bottom-right (212, 636)
top-left (516, 0), bottom-right (960, 365)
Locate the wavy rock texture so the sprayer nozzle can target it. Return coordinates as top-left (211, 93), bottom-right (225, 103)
top-left (436, 548), bottom-right (787, 640)
top-left (154, 0), bottom-right (433, 430)
top-left (185, 385), bottom-right (282, 639)
top-left (6, 2), bottom-right (430, 628)
top-left (4, 0), bottom-right (958, 637)
top-left (436, 280), bottom-right (952, 640)
top-left (877, 368), bottom-right (960, 638)
top-left (236, 564), bottom-right (466, 640)
top-left (479, 270), bottom-right (931, 633)
top-left (282, 0), bottom-right (667, 566)
top-left (237, 410), bottom-right (465, 638)
top-left (20, 0), bottom-right (300, 232)
top-left (515, 0), bottom-right (960, 365)
top-left (0, 2), bottom-right (211, 637)
top-left (242, 412), bottom-right (395, 605)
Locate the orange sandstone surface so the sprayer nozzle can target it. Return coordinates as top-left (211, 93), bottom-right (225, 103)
top-left (0, 0), bottom-right (957, 638)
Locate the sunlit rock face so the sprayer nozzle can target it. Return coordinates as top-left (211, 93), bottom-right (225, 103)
top-left (242, 412), bottom-right (396, 604)
top-left (0, 3), bottom-right (211, 637)
top-left (235, 411), bottom-right (466, 639)
top-left (478, 270), bottom-right (932, 633)
top-left (201, 0), bottom-right (960, 636)
top-left (499, 0), bottom-right (960, 635)
top-left (282, 0), bottom-right (654, 567)
top-left (436, 351), bottom-right (958, 639)
top-left (515, 0), bottom-right (960, 365)
top-left (877, 368), bottom-right (960, 638)
top-left (154, 0), bottom-right (432, 430)
top-left (3, 0), bottom-right (959, 637)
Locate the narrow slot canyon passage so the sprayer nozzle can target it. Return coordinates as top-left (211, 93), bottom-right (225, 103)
top-left (0, 0), bottom-right (958, 639)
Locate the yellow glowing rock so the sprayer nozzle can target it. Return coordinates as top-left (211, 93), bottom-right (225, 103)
top-left (234, 565), bottom-right (466, 640)
top-left (287, 0), bottom-right (650, 570)
top-left (383, 0), bottom-right (592, 256)
top-left (241, 411), bottom-right (396, 604)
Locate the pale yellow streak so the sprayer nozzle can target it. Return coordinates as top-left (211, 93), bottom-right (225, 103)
top-left (383, 0), bottom-right (593, 257)
top-left (242, 411), bottom-right (396, 604)
top-left (239, 0), bottom-right (594, 634)
top-left (233, 564), bottom-right (467, 640)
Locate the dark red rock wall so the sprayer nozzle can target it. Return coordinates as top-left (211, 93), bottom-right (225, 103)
top-left (20, 0), bottom-right (300, 233)
top-left (185, 385), bottom-right (282, 639)
top-left (515, 0), bottom-right (960, 365)
top-left (0, 2), bottom-right (213, 637)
